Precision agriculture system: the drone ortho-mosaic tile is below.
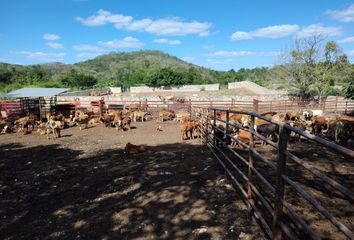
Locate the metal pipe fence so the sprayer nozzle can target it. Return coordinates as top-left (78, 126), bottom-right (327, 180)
top-left (194, 107), bottom-right (354, 240)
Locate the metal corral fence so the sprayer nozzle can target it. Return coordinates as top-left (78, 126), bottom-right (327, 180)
top-left (1, 97), bottom-right (354, 119)
top-left (258, 96), bottom-right (354, 114)
top-left (195, 108), bottom-right (354, 239)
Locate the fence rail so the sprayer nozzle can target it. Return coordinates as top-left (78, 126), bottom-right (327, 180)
top-left (1, 97), bottom-right (354, 119)
top-left (195, 107), bottom-right (354, 239)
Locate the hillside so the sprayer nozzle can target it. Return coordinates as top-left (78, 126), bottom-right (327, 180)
top-left (1, 49), bottom-right (352, 98)
top-left (0, 50), bottom-right (236, 93)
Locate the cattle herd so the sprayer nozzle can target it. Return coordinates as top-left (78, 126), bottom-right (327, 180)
top-left (207, 108), bottom-right (354, 148)
top-left (0, 104), bottom-right (353, 150)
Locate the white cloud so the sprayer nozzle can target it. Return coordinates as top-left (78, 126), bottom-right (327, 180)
top-left (231, 31), bottom-right (253, 40)
top-left (43, 33), bottom-right (61, 41)
top-left (153, 38), bottom-right (181, 45)
top-left (252, 25), bottom-right (300, 38)
top-left (347, 50), bottom-right (354, 57)
top-left (296, 24), bottom-right (342, 38)
top-left (97, 36), bottom-right (143, 49)
top-left (130, 18), bottom-right (211, 36)
top-left (214, 50), bottom-right (280, 57)
top-left (46, 42), bottom-right (64, 49)
top-left (76, 52), bottom-right (102, 59)
top-left (181, 56), bottom-right (195, 62)
top-left (124, 18), bottom-right (152, 31)
top-left (76, 9), bottom-right (132, 27)
top-left (231, 24), bottom-right (299, 41)
top-left (338, 36), bottom-right (354, 43)
top-left (209, 58), bottom-right (233, 64)
top-left (17, 51), bottom-right (66, 61)
top-left (326, 4), bottom-right (354, 23)
top-left (76, 10), bottom-right (212, 36)
top-left (202, 45), bottom-right (213, 49)
top-left (73, 44), bottom-right (106, 52)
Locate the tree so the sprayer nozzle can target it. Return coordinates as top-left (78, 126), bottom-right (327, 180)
top-left (276, 35), bottom-right (352, 101)
top-left (59, 69), bottom-right (97, 89)
top-left (344, 71), bottom-right (354, 100)
top-left (0, 68), bottom-right (12, 84)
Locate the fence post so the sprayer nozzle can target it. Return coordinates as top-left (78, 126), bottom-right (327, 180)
top-left (213, 109), bottom-right (216, 149)
top-left (224, 110), bottom-right (230, 147)
top-left (335, 96), bottom-right (338, 114)
top-left (231, 98), bottom-right (235, 107)
top-left (345, 100), bottom-right (348, 114)
top-left (205, 113), bottom-right (209, 145)
top-left (253, 99), bottom-right (259, 113)
top-left (189, 99), bottom-right (192, 114)
top-left (272, 124), bottom-right (289, 240)
top-left (322, 97), bottom-right (326, 112)
top-left (248, 114), bottom-right (255, 219)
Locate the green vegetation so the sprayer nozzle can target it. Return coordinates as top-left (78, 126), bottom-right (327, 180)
top-left (0, 46), bottom-right (353, 99)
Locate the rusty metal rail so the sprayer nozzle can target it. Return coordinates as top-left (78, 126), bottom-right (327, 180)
top-left (194, 107), bottom-right (354, 240)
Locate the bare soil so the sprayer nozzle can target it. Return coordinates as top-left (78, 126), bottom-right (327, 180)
top-left (0, 120), bottom-right (265, 240)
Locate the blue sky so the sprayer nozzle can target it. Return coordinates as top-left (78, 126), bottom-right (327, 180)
top-left (0, 0), bottom-right (354, 70)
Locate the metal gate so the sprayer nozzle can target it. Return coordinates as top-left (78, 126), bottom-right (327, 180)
top-left (195, 108), bottom-right (354, 240)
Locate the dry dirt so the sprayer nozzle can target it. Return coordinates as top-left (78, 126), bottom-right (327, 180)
top-left (0, 120), bottom-right (265, 240)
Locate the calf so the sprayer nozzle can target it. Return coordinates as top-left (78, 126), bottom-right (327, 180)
top-left (121, 116), bottom-right (131, 131)
top-left (257, 124), bottom-right (278, 144)
top-left (159, 110), bottom-right (175, 122)
top-left (232, 129), bottom-right (255, 149)
top-left (113, 111), bottom-right (123, 131)
top-left (176, 111), bottom-right (191, 123)
top-left (14, 116), bottom-right (36, 134)
top-left (302, 110), bottom-right (313, 121)
top-left (125, 142), bottom-right (146, 154)
top-left (46, 119), bottom-right (63, 139)
top-left (73, 113), bottom-right (89, 130)
top-left (132, 111), bottom-right (150, 122)
top-left (99, 113), bottom-right (113, 127)
top-left (180, 120), bottom-right (198, 140)
top-left (285, 111), bottom-right (301, 121)
top-left (311, 115), bottom-right (327, 136)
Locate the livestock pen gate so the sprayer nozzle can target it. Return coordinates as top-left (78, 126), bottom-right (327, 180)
top-left (194, 108), bottom-right (354, 240)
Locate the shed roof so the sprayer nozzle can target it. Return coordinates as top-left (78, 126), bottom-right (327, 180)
top-left (0, 88), bottom-right (69, 98)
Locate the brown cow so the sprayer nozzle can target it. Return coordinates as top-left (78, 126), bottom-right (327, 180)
top-left (159, 110), bottom-right (175, 122)
top-left (180, 120), bottom-right (198, 140)
top-left (125, 142), bottom-right (146, 154)
top-left (311, 115), bottom-right (327, 136)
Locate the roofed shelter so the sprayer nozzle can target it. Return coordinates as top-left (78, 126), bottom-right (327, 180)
top-left (0, 88), bottom-right (69, 120)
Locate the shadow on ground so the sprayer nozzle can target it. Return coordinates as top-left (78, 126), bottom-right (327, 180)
top-left (0, 142), bottom-right (264, 240)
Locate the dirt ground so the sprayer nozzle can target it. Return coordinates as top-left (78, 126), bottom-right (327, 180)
top-left (0, 120), bottom-right (265, 240)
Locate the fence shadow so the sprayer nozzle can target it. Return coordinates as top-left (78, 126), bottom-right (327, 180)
top-left (0, 142), bottom-right (264, 240)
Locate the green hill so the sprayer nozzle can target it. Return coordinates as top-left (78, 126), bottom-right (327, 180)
top-left (0, 50), bottom-right (242, 93)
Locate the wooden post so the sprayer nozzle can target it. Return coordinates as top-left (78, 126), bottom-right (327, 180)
top-left (253, 99), bottom-right (259, 113)
top-left (248, 114), bottom-right (255, 219)
top-left (345, 101), bottom-right (348, 114)
top-left (272, 125), bottom-right (289, 240)
top-left (231, 98), bottom-right (235, 107)
top-left (334, 96), bottom-right (338, 114)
